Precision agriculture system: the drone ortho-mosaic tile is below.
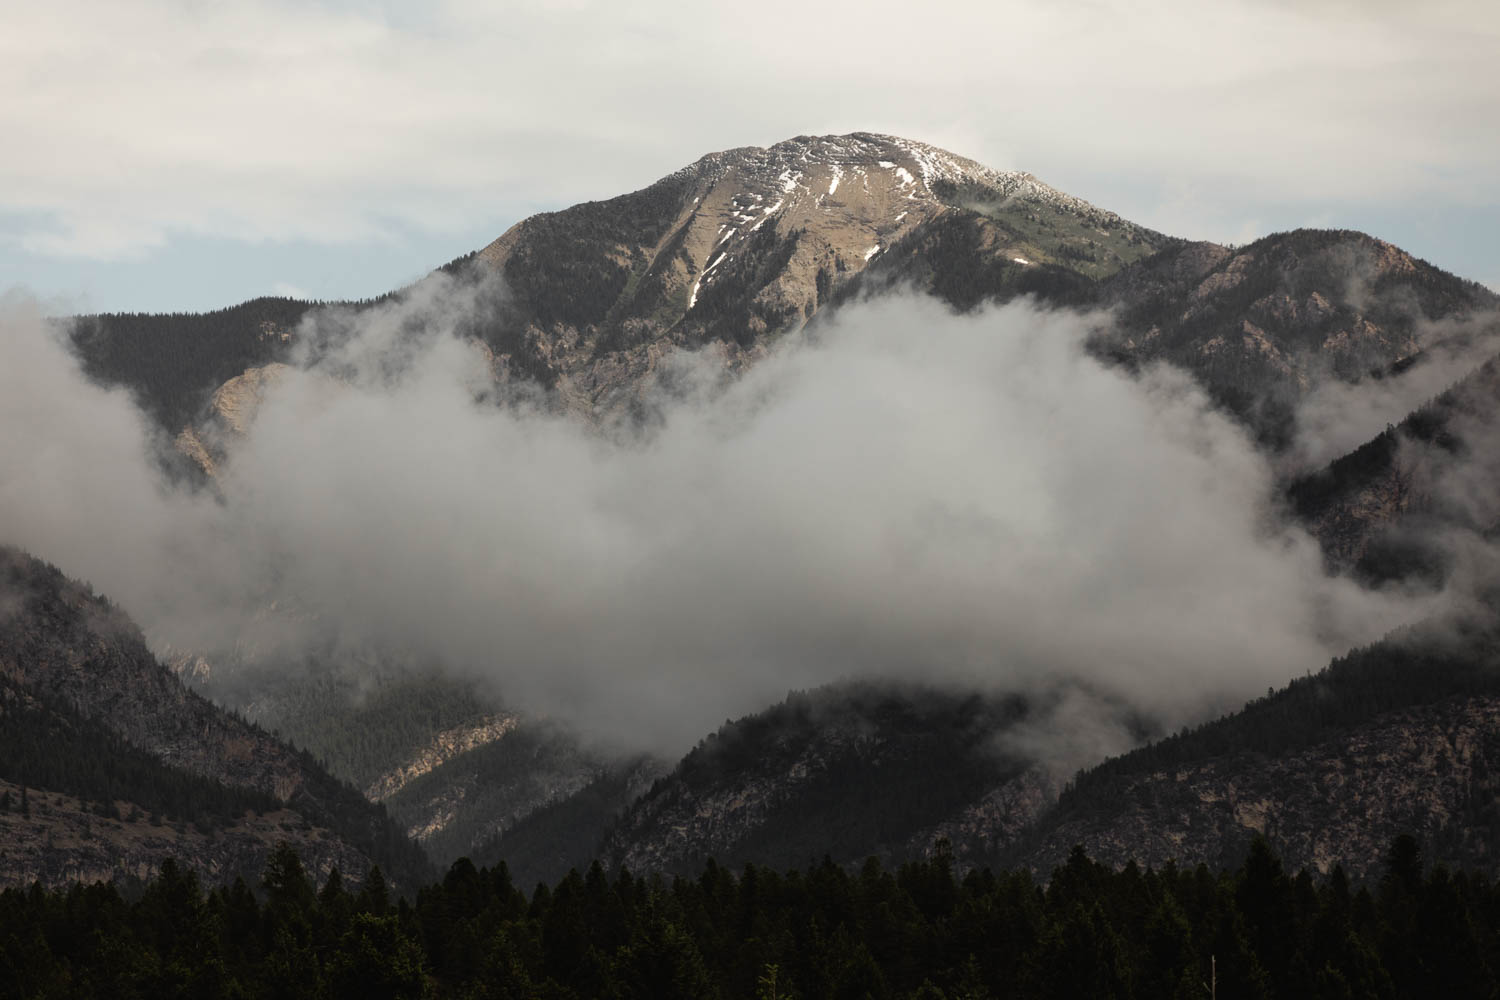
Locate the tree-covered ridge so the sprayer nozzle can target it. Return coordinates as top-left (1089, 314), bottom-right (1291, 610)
top-left (602, 683), bottom-right (1037, 877)
top-left (0, 676), bottom-right (277, 831)
top-left (995, 616), bottom-right (1500, 881)
top-left (241, 671), bottom-right (498, 794)
top-left (67, 297), bottom-right (314, 431)
top-left (1097, 622), bottom-right (1496, 776)
top-left (1, 835), bottom-right (1495, 998)
top-left (1057, 617), bottom-right (1500, 809)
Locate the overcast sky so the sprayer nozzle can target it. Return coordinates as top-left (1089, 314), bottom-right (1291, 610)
top-left (4, 0), bottom-right (1498, 314)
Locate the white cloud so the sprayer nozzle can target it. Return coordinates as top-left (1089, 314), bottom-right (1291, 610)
top-left (0, 0), bottom-right (1496, 260)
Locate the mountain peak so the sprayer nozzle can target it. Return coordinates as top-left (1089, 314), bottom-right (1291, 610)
top-left (678, 131), bottom-right (1114, 225)
top-left (468, 132), bottom-right (1169, 416)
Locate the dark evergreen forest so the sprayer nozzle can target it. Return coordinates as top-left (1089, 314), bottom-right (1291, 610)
top-left (1, 835), bottom-right (1494, 999)
top-left (67, 298), bottom-right (313, 431)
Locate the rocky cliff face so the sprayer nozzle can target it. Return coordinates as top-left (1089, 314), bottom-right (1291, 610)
top-left (382, 721), bottom-right (606, 867)
top-left (173, 361), bottom-right (293, 476)
top-left (364, 713), bottom-right (518, 802)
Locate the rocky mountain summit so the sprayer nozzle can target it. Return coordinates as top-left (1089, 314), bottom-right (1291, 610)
top-left (70, 134), bottom-right (1495, 456)
top-left (471, 131), bottom-right (1170, 417)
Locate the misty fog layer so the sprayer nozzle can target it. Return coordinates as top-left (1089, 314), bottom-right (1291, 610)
top-left (0, 281), bottom-right (1431, 755)
top-left (1290, 311), bottom-right (1500, 472)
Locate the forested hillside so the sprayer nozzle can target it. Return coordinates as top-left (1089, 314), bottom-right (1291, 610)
top-left (601, 684), bottom-right (1042, 877)
top-left (68, 298), bottom-right (312, 431)
top-left (0, 548), bottom-right (432, 889)
top-left (1005, 615), bottom-right (1500, 878)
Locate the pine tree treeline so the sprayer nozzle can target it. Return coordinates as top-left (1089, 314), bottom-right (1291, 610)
top-left (2, 835), bottom-right (1496, 998)
top-left (67, 297), bottom-right (314, 431)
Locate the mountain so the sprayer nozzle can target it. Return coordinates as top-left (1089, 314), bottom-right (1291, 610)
top-left (470, 131), bottom-right (1171, 415)
top-left (0, 547), bottom-right (431, 889)
top-left (70, 145), bottom-right (1496, 470)
top-left (1093, 230), bottom-right (1500, 447)
top-left (69, 132), bottom-right (1174, 439)
top-left (54, 131), bottom-right (1189, 878)
top-left (38, 131), bottom-right (1500, 889)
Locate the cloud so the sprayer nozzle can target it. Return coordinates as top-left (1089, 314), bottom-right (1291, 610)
top-left (1, 0), bottom-right (1497, 265)
top-left (1290, 310), bottom-right (1500, 471)
top-left (0, 278), bottom-right (1437, 760)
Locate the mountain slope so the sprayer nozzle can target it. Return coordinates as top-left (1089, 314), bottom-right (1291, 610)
top-left (180, 659), bottom-right (609, 871)
top-left (496, 612), bottom-right (1500, 886)
top-left (1288, 353), bottom-right (1500, 581)
top-left (597, 682), bottom-right (1041, 877)
top-left (0, 547), bottom-right (431, 888)
top-left (1002, 617), bottom-right (1500, 880)
top-left (1093, 229), bottom-right (1500, 447)
top-left (472, 131), bottom-right (1171, 415)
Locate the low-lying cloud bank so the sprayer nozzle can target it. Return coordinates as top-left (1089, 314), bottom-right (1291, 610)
top-left (0, 280), bottom-right (1435, 755)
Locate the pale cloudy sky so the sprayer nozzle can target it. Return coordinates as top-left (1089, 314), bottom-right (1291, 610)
top-left (4, 0), bottom-right (1498, 313)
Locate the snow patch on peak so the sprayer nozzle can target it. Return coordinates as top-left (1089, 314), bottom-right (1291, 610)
top-left (678, 132), bottom-right (1153, 241)
top-left (864, 245), bottom-right (881, 261)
